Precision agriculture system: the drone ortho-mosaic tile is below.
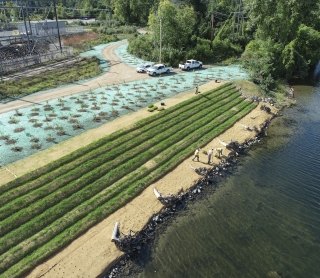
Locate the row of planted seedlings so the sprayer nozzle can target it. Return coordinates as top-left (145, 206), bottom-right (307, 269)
top-left (0, 94), bottom-right (116, 154)
top-left (2, 83), bottom-right (256, 276)
top-left (0, 79), bottom-right (178, 163)
top-left (115, 44), bottom-right (148, 67)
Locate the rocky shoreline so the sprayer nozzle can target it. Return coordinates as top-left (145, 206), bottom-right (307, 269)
top-left (103, 116), bottom-right (275, 278)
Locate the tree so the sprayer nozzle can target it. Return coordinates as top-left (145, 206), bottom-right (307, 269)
top-left (241, 0), bottom-right (320, 86)
top-left (242, 39), bottom-right (282, 90)
top-left (246, 0), bottom-right (317, 44)
top-left (112, 0), bottom-right (130, 23)
top-left (282, 25), bottom-right (320, 79)
top-left (148, 0), bottom-right (196, 51)
top-left (57, 3), bottom-right (68, 19)
top-left (111, 0), bottom-right (157, 24)
top-left (98, 11), bottom-right (107, 21)
top-left (187, 37), bottom-right (212, 62)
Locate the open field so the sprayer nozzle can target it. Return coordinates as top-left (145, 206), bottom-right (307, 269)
top-left (0, 83), bottom-right (256, 277)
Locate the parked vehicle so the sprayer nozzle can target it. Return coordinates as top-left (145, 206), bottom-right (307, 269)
top-left (136, 63), bottom-right (153, 73)
top-left (179, 59), bottom-right (203, 71)
top-left (147, 64), bottom-right (171, 76)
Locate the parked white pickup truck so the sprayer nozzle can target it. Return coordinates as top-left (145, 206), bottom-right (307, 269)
top-left (179, 59), bottom-right (203, 71)
top-left (147, 64), bottom-right (171, 76)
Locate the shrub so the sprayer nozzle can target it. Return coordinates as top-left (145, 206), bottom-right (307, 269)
top-left (128, 35), bottom-right (154, 61)
top-left (11, 146), bottom-right (23, 152)
top-left (241, 39), bottom-right (281, 91)
top-left (211, 38), bottom-right (242, 63)
top-left (187, 37), bottom-right (212, 62)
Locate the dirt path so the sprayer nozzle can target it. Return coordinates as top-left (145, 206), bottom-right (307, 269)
top-left (0, 40), bottom-right (149, 114)
top-left (23, 83), bottom-right (276, 278)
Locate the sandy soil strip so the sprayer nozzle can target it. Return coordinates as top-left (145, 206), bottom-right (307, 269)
top-left (24, 83), bottom-right (276, 278)
top-left (0, 40), bottom-right (149, 115)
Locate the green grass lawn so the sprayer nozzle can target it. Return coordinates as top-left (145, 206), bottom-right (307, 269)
top-left (0, 57), bottom-right (101, 98)
top-left (0, 83), bottom-right (257, 278)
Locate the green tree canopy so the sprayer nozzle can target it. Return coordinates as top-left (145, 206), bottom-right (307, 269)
top-left (148, 0), bottom-right (196, 52)
top-left (111, 0), bottom-right (158, 25)
top-left (282, 24), bottom-right (320, 79)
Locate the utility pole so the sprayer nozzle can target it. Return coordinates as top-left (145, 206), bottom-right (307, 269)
top-left (21, 4), bottom-right (31, 55)
top-left (210, 13), bottom-right (215, 40)
top-left (53, 0), bottom-right (62, 53)
top-left (159, 17), bottom-right (162, 63)
top-left (25, 0), bottom-right (32, 35)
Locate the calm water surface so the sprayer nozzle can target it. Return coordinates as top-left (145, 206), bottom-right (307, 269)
top-left (139, 85), bottom-right (320, 278)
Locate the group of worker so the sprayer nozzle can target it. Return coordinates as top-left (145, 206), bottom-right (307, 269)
top-left (193, 84), bottom-right (224, 164)
top-left (192, 147), bottom-right (223, 164)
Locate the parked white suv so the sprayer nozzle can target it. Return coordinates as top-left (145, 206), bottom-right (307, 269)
top-left (147, 64), bottom-right (171, 76)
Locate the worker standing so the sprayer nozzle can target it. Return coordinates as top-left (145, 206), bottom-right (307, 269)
top-left (192, 148), bottom-right (200, 161)
top-left (207, 148), bottom-right (213, 164)
top-left (216, 148), bottom-right (223, 158)
top-left (195, 85), bottom-right (199, 94)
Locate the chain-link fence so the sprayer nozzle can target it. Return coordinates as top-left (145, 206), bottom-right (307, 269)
top-left (0, 46), bottom-right (73, 75)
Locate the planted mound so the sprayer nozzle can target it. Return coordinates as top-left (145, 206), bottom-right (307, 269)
top-left (0, 83), bottom-right (257, 278)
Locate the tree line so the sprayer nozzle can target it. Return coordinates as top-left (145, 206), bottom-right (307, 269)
top-left (127, 0), bottom-right (320, 90)
top-left (1, 0), bottom-right (320, 89)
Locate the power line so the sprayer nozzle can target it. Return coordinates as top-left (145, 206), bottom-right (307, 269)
top-left (0, 5), bottom-right (111, 12)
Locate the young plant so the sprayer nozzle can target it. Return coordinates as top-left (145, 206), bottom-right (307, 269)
top-left (13, 127), bottom-right (25, 133)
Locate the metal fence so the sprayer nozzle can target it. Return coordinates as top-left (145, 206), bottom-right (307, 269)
top-left (0, 47), bottom-right (73, 74)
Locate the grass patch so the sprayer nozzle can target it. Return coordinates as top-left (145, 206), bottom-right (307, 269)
top-left (233, 80), bottom-right (263, 97)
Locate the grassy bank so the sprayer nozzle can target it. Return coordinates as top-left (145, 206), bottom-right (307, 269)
top-left (0, 57), bottom-right (101, 99)
top-left (0, 83), bottom-right (257, 277)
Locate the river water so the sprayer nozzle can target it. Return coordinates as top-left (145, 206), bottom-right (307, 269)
top-left (137, 85), bottom-right (320, 278)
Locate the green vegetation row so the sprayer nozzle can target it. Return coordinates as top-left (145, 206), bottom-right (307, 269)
top-left (0, 86), bottom-right (239, 222)
top-left (0, 89), bottom-right (242, 247)
top-left (0, 82), bottom-right (233, 198)
top-left (1, 95), bottom-right (256, 278)
top-left (0, 83), bottom-right (252, 273)
top-left (0, 57), bottom-right (101, 98)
